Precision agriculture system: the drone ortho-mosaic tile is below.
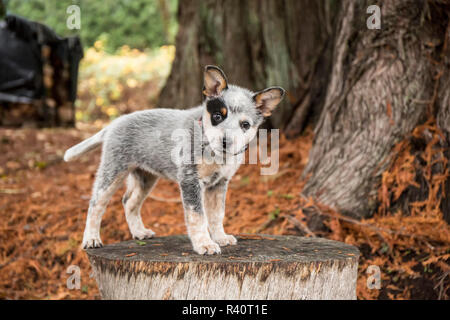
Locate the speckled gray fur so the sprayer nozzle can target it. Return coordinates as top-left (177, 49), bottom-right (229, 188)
top-left (64, 65), bottom-right (285, 255)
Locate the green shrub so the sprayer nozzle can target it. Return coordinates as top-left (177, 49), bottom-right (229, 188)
top-left (6, 0), bottom-right (178, 51)
top-left (76, 43), bottom-right (175, 121)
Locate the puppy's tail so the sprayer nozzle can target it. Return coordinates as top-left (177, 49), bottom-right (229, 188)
top-left (64, 128), bottom-right (106, 162)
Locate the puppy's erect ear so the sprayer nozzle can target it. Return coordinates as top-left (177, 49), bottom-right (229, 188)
top-left (253, 87), bottom-right (285, 117)
top-left (203, 65), bottom-right (228, 97)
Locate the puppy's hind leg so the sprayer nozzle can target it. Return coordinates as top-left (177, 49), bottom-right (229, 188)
top-left (82, 166), bottom-right (128, 249)
top-left (122, 169), bottom-right (158, 240)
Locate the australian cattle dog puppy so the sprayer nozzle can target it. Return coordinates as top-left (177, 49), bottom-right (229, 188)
top-left (64, 66), bottom-right (285, 254)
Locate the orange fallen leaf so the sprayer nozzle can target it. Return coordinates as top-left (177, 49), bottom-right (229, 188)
top-left (125, 253), bottom-right (137, 257)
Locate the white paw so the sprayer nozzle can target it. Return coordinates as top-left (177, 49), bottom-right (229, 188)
top-left (132, 228), bottom-right (156, 240)
top-left (212, 234), bottom-right (237, 247)
top-left (82, 237), bottom-right (103, 249)
top-left (193, 240), bottom-right (221, 255)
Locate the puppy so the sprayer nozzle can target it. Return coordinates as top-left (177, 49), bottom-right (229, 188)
top-left (64, 65), bottom-right (284, 255)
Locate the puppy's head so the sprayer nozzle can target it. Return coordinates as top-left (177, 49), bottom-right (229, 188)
top-left (201, 65), bottom-right (285, 155)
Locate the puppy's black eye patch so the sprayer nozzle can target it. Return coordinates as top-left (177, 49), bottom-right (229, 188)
top-left (207, 98), bottom-right (228, 126)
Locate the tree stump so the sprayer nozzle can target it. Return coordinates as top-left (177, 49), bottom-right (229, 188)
top-left (86, 235), bottom-right (360, 300)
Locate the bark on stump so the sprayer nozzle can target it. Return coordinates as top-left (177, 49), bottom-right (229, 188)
top-left (86, 235), bottom-right (360, 300)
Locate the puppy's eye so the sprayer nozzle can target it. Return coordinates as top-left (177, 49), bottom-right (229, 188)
top-left (212, 112), bottom-right (223, 123)
top-left (240, 121), bottom-right (251, 131)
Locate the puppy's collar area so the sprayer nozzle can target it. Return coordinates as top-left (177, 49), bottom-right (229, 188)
top-left (232, 144), bottom-right (248, 156)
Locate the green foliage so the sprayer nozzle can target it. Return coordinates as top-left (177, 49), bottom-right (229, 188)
top-left (268, 207), bottom-right (280, 220)
top-left (6, 0), bottom-right (178, 51)
top-left (77, 43), bottom-right (175, 121)
top-left (0, 0), bottom-right (6, 19)
top-left (240, 176), bottom-right (250, 187)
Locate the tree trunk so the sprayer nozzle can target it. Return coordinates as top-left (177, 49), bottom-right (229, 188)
top-left (302, 0), bottom-right (450, 219)
top-left (436, 14), bottom-right (450, 222)
top-left (87, 235), bottom-right (360, 300)
top-left (160, 0), bottom-right (449, 221)
top-left (158, 0), bottom-right (335, 129)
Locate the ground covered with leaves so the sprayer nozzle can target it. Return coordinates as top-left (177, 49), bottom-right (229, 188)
top-left (0, 122), bottom-right (448, 299)
top-left (1, 42), bottom-right (448, 300)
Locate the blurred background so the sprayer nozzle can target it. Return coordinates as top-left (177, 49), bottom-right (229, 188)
top-left (1, 0), bottom-right (177, 125)
top-left (0, 0), bottom-right (449, 300)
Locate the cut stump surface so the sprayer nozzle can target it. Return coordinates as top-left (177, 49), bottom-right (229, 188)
top-left (87, 234), bottom-right (360, 300)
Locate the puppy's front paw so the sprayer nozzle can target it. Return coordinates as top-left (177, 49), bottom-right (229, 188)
top-left (82, 237), bottom-right (103, 249)
top-left (132, 228), bottom-right (156, 240)
top-left (193, 240), bottom-right (221, 255)
top-left (212, 234), bottom-right (237, 247)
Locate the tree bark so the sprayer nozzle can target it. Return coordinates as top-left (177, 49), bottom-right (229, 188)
top-left (87, 235), bottom-right (360, 300)
top-left (158, 0), bottom-right (335, 129)
top-left (302, 0), bottom-right (450, 219)
top-left (436, 13), bottom-right (450, 222)
top-left (159, 0), bottom-right (449, 221)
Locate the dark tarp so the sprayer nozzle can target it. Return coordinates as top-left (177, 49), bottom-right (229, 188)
top-left (0, 14), bottom-right (83, 118)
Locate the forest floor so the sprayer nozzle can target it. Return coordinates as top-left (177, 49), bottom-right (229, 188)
top-left (0, 123), bottom-right (448, 300)
top-left (0, 43), bottom-right (448, 300)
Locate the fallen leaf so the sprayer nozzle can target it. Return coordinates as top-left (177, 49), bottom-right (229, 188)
top-left (125, 252), bottom-right (137, 257)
